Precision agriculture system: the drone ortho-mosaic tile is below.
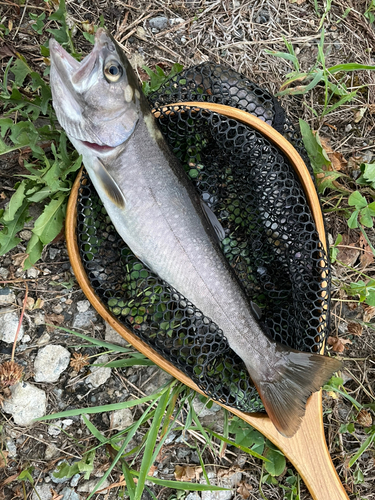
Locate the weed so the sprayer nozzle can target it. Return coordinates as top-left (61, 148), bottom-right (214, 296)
top-left (265, 30), bottom-right (375, 118)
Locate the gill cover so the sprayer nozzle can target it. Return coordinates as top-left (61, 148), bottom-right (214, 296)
top-left (49, 28), bottom-right (144, 148)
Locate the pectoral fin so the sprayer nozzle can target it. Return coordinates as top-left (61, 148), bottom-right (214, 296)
top-left (94, 158), bottom-right (125, 209)
top-left (200, 199), bottom-right (225, 243)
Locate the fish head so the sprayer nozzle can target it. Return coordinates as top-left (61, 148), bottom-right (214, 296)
top-left (49, 28), bottom-right (143, 154)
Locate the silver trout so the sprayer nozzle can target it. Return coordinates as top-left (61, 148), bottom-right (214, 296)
top-left (49, 29), bottom-right (341, 437)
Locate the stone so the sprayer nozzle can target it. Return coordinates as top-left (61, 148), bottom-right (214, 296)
top-left (77, 300), bottom-right (90, 313)
top-left (149, 16), bottom-right (169, 30)
top-left (143, 367), bottom-right (172, 395)
top-left (22, 334), bottom-right (31, 343)
top-left (3, 382), bottom-right (47, 425)
top-left (34, 312), bottom-right (45, 326)
top-left (31, 483), bottom-right (53, 500)
top-left (186, 494), bottom-right (201, 500)
top-left (19, 229), bottom-right (33, 241)
top-left (193, 397), bottom-right (221, 418)
top-left (0, 308), bottom-right (24, 343)
top-left (5, 438), bottom-right (17, 457)
top-left (193, 398), bottom-right (224, 432)
top-left (45, 443), bottom-right (59, 460)
top-left (53, 304), bottom-right (64, 314)
top-left (34, 345), bottom-right (71, 383)
top-left (61, 487), bottom-right (81, 500)
top-left (105, 322), bottom-right (127, 347)
top-left (77, 478), bottom-right (110, 494)
top-left (48, 421), bottom-right (63, 436)
top-left (0, 267), bottom-right (9, 279)
top-left (49, 248), bottom-right (60, 260)
top-left (70, 473), bottom-right (81, 487)
top-left (27, 268), bottom-right (39, 279)
top-left (345, 124), bottom-right (353, 133)
top-left (0, 287), bottom-right (16, 306)
top-left (86, 354), bottom-right (111, 388)
top-left (201, 470), bottom-right (242, 500)
top-left (72, 309), bottom-right (97, 328)
top-left (110, 408), bottom-right (134, 430)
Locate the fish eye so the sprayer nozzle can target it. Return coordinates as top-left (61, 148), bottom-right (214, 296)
top-left (104, 61), bottom-right (123, 83)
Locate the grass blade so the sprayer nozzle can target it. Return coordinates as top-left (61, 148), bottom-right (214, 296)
top-left (205, 429), bottom-right (269, 461)
top-left (328, 63), bottom-right (375, 74)
top-left (92, 358), bottom-right (154, 368)
top-left (55, 326), bottom-right (133, 353)
top-left (123, 462), bottom-right (137, 500)
top-left (82, 415), bottom-right (106, 444)
top-left (134, 387), bottom-right (171, 500)
top-left (131, 471), bottom-right (230, 492)
top-left (348, 433), bottom-right (375, 467)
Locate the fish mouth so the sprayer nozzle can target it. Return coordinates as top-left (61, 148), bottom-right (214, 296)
top-left (80, 140), bottom-right (115, 153)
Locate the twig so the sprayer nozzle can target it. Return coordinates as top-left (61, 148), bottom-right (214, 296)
top-left (11, 282), bottom-right (28, 362)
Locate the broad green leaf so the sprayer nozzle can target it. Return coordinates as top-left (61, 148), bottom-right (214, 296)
top-left (315, 170), bottom-right (342, 194)
top-left (366, 291), bottom-right (375, 306)
top-left (348, 191), bottom-right (367, 209)
top-left (11, 58), bottom-right (32, 87)
top-left (347, 209), bottom-right (359, 229)
top-left (360, 207), bottom-right (374, 228)
top-left (0, 202), bottom-right (30, 255)
top-left (32, 194), bottom-right (66, 244)
top-left (77, 450), bottom-right (95, 479)
top-left (264, 445), bottom-right (286, 476)
top-left (0, 118), bottom-right (13, 137)
top-left (24, 233), bottom-right (43, 270)
top-left (49, 0), bottom-right (67, 22)
top-left (3, 181), bottom-right (26, 221)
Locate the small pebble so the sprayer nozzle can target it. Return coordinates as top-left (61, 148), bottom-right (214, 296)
top-left (21, 334), bottom-right (31, 343)
top-left (86, 354), bottom-right (111, 388)
top-left (45, 443), bottom-right (59, 460)
top-left (70, 474), bottom-right (81, 487)
top-left (149, 16), bottom-right (169, 30)
top-left (49, 248), bottom-right (60, 260)
top-left (37, 332), bottom-right (50, 345)
top-left (61, 487), bottom-right (81, 500)
top-left (53, 304), bottom-right (64, 314)
top-left (48, 422), bottom-right (62, 437)
top-left (19, 229), bottom-right (33, 241)
top-left (78, 478), bottom-right (110, 494)
top-left (77, 300), bottom-right (90, 313)
top-left (110, 408), bottom-right (134, 430)
top-left (0, 308), bottom-right (24, 343)
top-left (5, 438), bottom-right (17, 457)
top-left (72, 309), bottom-right (97, 328)
top-left (0, 267), bottom-right (9, 279)
top-left (34, 312), bottom-right (45, 326)
top-left (345, 124), bottom-right (353, 132)
top-left (0, 287), bottom-right (16, 306)
top-left (31, 483), bottom-right (53, 500)
top-left (27, 268), bottom-right (39, 279)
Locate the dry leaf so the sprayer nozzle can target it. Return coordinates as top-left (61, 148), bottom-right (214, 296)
top-left (357, 409), bottom-right (372, 427)
top-left (174, 465), bottom-right (200, 482)
top-left (363, 305), bottom-right (375, 322)
top-left (347, 322), bottom-right (362, 336)
top-left (358, 233), bottom-right (374, 268)
top-left (327, 336), bottom-right (352, 353)
top-left (354, 107), bottom-right (367, 123)
top-left (237, 481), bottom-right (253, 499)
top-left (50, 489), bottom-right (63, 500)
top-left (337, 234), bottom-right (360, 266)
top-left (25, 297), bottom-right (35, 311)
top-left (320, 137), bottom-right (347, 172)
top-left (0, 451), bottom-right (8, 468)
top-left (288, 0), bottom-right (306, 3)
top-left (34, 298), bottom-right (44, 309)
top-left (45, 313), bottom-right (64, 332)
top-left (369, 104), bottom-right (375, 115)
top-left (12, 253), bottom-right (29, 268)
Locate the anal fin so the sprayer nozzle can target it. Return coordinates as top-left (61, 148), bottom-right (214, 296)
top-left (94, 158), bottom-right (126, 209)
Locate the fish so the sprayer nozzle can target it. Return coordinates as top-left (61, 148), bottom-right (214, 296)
top-left (49, 28), bottom-right (341, 437)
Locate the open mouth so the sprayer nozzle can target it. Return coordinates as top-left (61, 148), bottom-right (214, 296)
top-left (80, 140), bottom-right (115, 153)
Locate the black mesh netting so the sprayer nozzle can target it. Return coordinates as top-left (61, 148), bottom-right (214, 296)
top-left (75, 63), bottom-right (330, 413)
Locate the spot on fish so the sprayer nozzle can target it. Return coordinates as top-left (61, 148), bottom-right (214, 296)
top-left (124, 84), bottom-right (134, 103)
top-left (144, 113), bottom-right (164, 142)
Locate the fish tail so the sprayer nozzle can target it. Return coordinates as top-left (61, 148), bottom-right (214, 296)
top-left (246, 348), bottom-right (342, 437)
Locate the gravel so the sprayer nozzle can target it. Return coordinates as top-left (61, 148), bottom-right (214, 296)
top-left (3, 382), bottom-right (47, 425)
top-left (34, 345), bottom-right (71, 383)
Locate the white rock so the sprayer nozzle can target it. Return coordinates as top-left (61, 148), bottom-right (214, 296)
top-left (53, 304), bottom-right (63, 314)
top-left (34, 312), bottom-right (45, 326)
top-left (61, 487), bottom-right (81, 500)
top-left (201, 470), bottom-right (242, 500)
top-left (19, 229), bottom-right (33, 241)
top-left (5, 438), bottom-right (17, 457)
top-left (3, 382), bottom-right (47, 425)
top-left (0, 267), bottom-right (9, 279)
top-left (70, 473), bottom-right (81, 487)
top-left (62, 418), bottom-right (74, 428)
top-left (86, 355), bottom-right (111, 388)
top-left (72, 309), bottom-right (97, 328)
top-left (110, 408), bottom-right (134, 430)
top-left (27, 268), bottom-right (39, 279)
top-left (105, 323), bottom-right (127, 347)
top-left (45, 443), bottom-right (59, 460)
top-left (0, 287), bottom-right (16, 306)
top-left (31, 483), bottom-right (53, 500)
top-left (22, 334), bottom-right (31, 343)
top-left (48, 421), bottom-right (63, 436)
top-left (77, 478), bottom-right (110, 494)
top-left (49, 248), bottom-right (60, 260)
top-left (0, 308), bottom-right (24, 343)
top-left (193, 397), bottom-right (221, 418)
top-left (77, 300), bottom-right (90, 313)
top-left (186, 494), bottom-right (201, 500)
top-left (34, 345), bottom-right (71, 383)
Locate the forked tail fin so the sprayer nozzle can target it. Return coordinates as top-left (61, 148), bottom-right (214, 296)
top-left (247, 350), bottom-right (342, 437)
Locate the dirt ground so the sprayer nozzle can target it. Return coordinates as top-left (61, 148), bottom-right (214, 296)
top-left (1, 0), bottom-right (375, 499)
